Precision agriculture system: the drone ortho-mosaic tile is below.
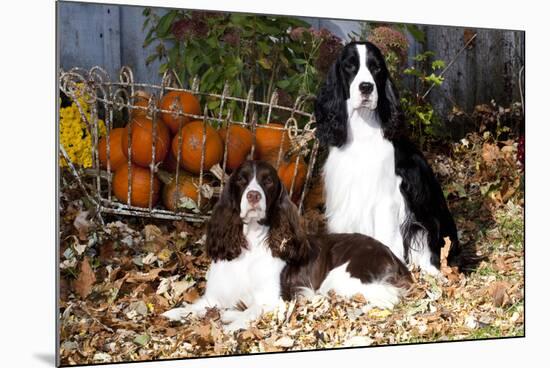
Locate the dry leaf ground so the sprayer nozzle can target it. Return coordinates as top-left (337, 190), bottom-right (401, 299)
top-left (58, 132), bottom-right (524, 365)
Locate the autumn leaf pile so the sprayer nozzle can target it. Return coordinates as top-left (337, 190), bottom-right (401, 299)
top-left (59, 129), bottom-right (524, 365)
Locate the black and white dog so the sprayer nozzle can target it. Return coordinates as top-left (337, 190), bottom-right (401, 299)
top-left (163, 161), bottom-right (412, 331)
top-left (315, 41), bottom-right (460, 274)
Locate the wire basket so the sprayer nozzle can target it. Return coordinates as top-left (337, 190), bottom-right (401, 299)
top-left (59, 66), bottom-right (319, 223)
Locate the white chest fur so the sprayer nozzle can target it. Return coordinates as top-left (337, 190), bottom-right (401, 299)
top-left (324, 108), bottom-right (407, 262)
top-left (202, 222), bottom-right (285, 309)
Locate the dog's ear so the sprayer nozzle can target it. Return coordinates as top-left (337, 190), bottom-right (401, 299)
top-left (205, 179), bottom-right (247, 261)
top-left (266, 183), bottom-right (311, 264)
top-left (314, 58), bottom-right (349, 147)
top-left (378, 77), bottom-right (406, 140)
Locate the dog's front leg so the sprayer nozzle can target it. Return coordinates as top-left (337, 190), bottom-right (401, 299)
top-left (221, 297), bottom-right (283, 332)
top-left (161, 297), bottom-right (213, 321)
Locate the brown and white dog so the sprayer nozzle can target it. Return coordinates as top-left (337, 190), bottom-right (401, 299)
top-left (163, 160), bottom-right (412, 331)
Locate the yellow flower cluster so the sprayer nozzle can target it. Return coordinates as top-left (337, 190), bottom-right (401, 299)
top-left (59, 84), bottom-right (106, 168)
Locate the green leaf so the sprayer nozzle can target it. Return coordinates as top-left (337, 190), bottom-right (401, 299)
top-left (145, 53), bottom-right (158, 66)
top-left (258, 58), bottom-right (272, 70)
top-left (424, 73), bottom-right (444, 86)
top-left (133, 334), bottom-right (151, 347)
top-left (276, 80), bottom-right (291, 89)
top-left (279, 54), bottom-right (290, 68)
top-left (230, 14), bottom-right (248, 26)
top-left (207, 100), bottom-right (221, 109)
top-left (157, 11), bottom-right (178, 37)
top-left (405, 24), bottom-right (426, 43)
top-left (413, 51), bottom-right (435, 62)
top-left (142, 17), bottom-right (150, 32)
top-left (206, 36), bottom-right (218, 48)
top-left (404, 67), bottom-right (423, 78)
top-left (257, 41), bottom-right (270, 55)
top-left (431, 59), bottom-right (446, 70)
top-left (168, 46), bottom-right (179, 64)
top-left (158, 63), bottom-right (168, 74)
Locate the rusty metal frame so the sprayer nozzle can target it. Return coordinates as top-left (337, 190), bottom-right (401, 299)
top-left (59, 66), bottom-right (318, 222)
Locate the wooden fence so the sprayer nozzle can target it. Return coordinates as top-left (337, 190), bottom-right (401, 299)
top-left (58, 2), bottom-right (525, 132)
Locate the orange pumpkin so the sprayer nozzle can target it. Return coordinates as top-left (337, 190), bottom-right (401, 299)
top-left (130, 90), bottom-right (152, 119)
top-left (254, 123), bottom-right (291, 160)
top-left (218, 125), bottom-right (253, 171)
top-left (98, 128), bottom-right (127, 171)
top-left (112, 164), bottom-right (161, 208)
top-left (171, 121), bottom-right (223, 175)
top-left (278, 155), bottom-right (307, 202)
top-left (160, 91), bottom-right (201, 134)
top-left (162, 175), bottom-right (210, 211)
top-left (121, 116), bottom-right (171, 167)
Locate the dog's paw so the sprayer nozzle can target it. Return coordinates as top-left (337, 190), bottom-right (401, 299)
top-left (161, 305), bottom-right (195, 321)
top-left (220, 309), bottom-right (256, 333)
top-left (220, 310), bottom-right (243, 324)
top-left (223, 318), bottom-right (249, 333)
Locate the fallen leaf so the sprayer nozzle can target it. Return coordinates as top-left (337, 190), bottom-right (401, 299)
top-left (352, 293), bottom-right (367, 304)
top-left (238, 329), bottom-right (256, 341)
top-left (274, 336), bottom-right (294, 348)
top-left (464, 314), bottom-right (478, 329)
top-left (204, 307), bottom-right (221, 321)
top-left (489, 281), bottom-right (510, 307)
top-left (98, 241), bottom-right (115, 262)
top-left (367, 309), bottom-right (392, 319)
top-left (126, 300), bottom-right (148, 317)
top-left (142, 252), bottom-right (158, 265)
top-left (143, 224), bottom-right (163, 242)
top-left (133, 333), bottom-right (151, 346)
top-left (172, 280), bottom-right (194, 300)
top-left (344, 335), bottom-right (373, 347)
top-left (194, 323), bottom-right (213, 346)
top-left (126, 268), bottom-right (164, 283)
top-left (183, 288), bottom-right (200, 303)
top-left (482, 143), bottom-right (500, 165)
top-left (93, 352), bottom-right (112, 363)
top-left (73, 210), bottom-right (91, 241)
top-left (73, 257), bottom-right (96, 298)
top-left (440, 237), bottom-right (459, 282)
top-left (157, 248), bottom-right (173, 262)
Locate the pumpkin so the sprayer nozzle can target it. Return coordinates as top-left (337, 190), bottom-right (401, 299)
top-left (161, 174), bottom-right (210, 211)
top-left (160, 91), bottom-right (201, 134)
top-left (254, 123), bottom-right (291, 160)
top-left (218, 125), bottom-right (253, 171)
top-left (98, 128), bottom-right (127, 171)
top-left (121, 116), bottom-right (171, 167)
top-left (112, 164), bottom-right (161, 208)
top-left (130, 90), bottom-right (152, 119)
top-left (278, 155), bottom-right (307, 202)
top-left (171, 120), bottom-right (223, 175)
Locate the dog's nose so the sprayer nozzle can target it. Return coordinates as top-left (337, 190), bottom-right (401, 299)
top-left (359, 82), bottom-right (374, 94)
top-left (246, 190), bottom-right (261, 204)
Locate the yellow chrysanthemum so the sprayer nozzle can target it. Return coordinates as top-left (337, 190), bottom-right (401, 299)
top-left (59, 84), bottom-right (106, 168)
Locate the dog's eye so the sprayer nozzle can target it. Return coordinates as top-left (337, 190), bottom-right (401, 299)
top-left (344, 62), bottom-right (356, 73)
top-left (237, 175), bottom-right (247, 185)
top-left (263, 176), bottom-right (273, 186)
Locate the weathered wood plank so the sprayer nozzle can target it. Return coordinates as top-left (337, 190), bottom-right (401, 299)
top-left (119, 6), bottom-right (166, 85)
top-left (424, 26), bottom-right (525, 117)
top-left (102, 5), bottom-right (121, 78)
